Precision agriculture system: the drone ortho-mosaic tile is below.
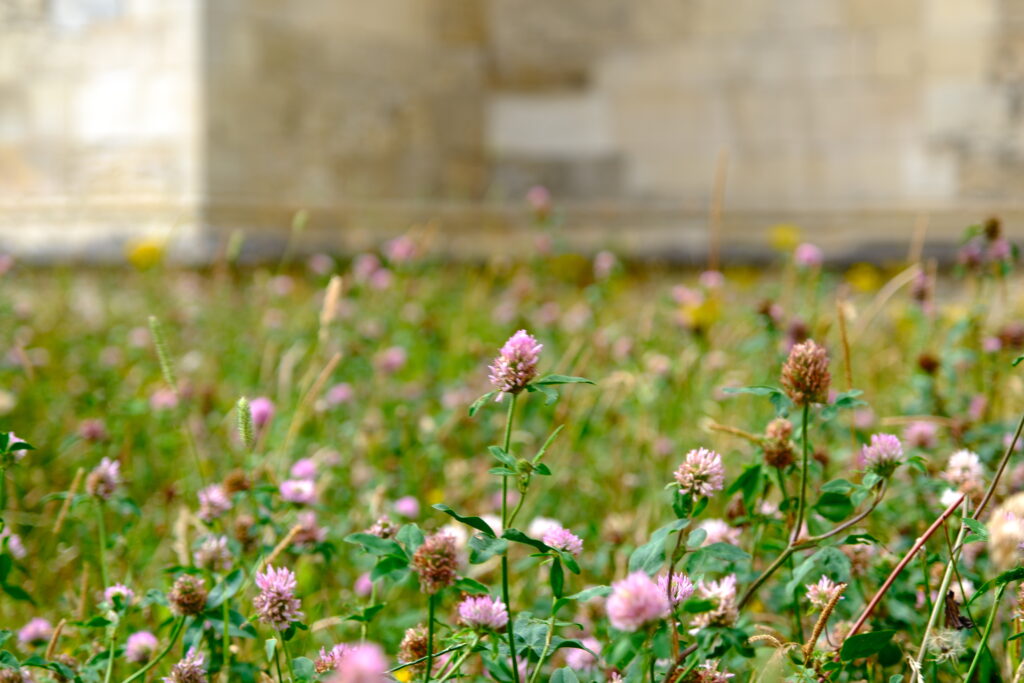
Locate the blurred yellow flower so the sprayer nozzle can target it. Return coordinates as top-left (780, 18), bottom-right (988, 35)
top-left (768, 224), bottom-right (801, 252)
top-left (846, 263), bottom-right (881, 292)
top-left (428, 488), bottom-right (445, 505)
top-left (394, 669), bottom-right (413, 682)
top-left (125, 238), bottom-right (166, 270)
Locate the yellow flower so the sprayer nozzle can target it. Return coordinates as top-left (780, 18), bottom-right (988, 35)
top-left (846, 263), bottom-right (881, 293)
top-left (427, 488), bottom-right (445, 506)
top-left (125, 238), bottom-right (166, 270)
top-left (394, 669), bottom-right (413, 682)
top-left (768, 224), bottom-right (801, 252)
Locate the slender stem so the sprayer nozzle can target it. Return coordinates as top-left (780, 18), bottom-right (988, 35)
top-left (274, 642), bottom-right (284, 683)
top-left (527, 614), bottom-right (556, 683)
top-left (388, 645), bottom-right (466, 673)
top-left (95, 499), bottom-right (109, 589)
top-left (0, 465), bottom-right (7, 532)
top-left (500, 394), bottom-right (521, 683)
top-left (361, 580), bottom-right (377, 643)
top-left (738, 482), bottom-right (888, 611)
top-left (976, 410), bottom-right (1024, 519)
top-left (103, 628), bottom-right (117, 683)
top-left (122, 617), bottom-right (187, 683)
top-left (912, 499), bottom-right (970, 682)
top-left (281, 634), bottom-right (295, 680)
top-left (666, 530), bottom-right (688, 659)
top-left (222, 597), bottom-right (231, 673)
top-left (436, 637), bottom-right (479, 683)
top-left (963, 585), bottom-right (1005, 683)
top-left (507, 487), bottom-right (528, 529)
top-left (425, 593), bottom-right (437, 683)
top-left (790, 403), bottom-right (811, 545)
top-left (846, 492), bottom-right (965, 638)
top-left (501, 395), bottom-right (517, 528)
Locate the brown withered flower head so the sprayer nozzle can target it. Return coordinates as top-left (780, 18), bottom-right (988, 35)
top-left (398, 625), bottom-right (430, 672)
top-left (781, 339), bottom-right (830, 406)
top-left (222, 469), bottom-right (252, 495)
top-left (411, 533), bottom-right (458, 594)
top-left (762, 417), bottom-right (795, 469)
top-left (169, 574), bottom-right (208, 616)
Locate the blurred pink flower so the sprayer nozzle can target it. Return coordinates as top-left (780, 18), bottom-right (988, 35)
top-left (280, 479), bottom-right (316, 505)
top-left (290, 458), bottom-right (317, 480)
top-left (794, 243), bottom-right (823, 268)
top-left (394, 496), bottom-right (420, 518)
top-left (249, 397), bottom-right (275, 429)
top-left (326, 383), bottom-right (354, 405)
top-left (606, 572), bottom-right (670, 631)
top-left (375, 346), bottom-right (407, 374)
top-left (149, 388), bottom-right (179, 411)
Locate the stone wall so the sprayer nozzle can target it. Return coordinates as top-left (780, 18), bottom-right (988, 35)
top-left (2, 0), bottom-right (1023, 260)
top-left (0, 0), bottom-right (203, 259)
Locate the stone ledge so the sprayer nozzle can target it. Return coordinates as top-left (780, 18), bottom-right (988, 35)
top-left (1, 198), bottom-right (1021, 263)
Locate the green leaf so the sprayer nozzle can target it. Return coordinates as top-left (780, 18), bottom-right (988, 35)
top-left (550, 557), bottom-right (564, 598)
top-left (531, 425), bottom-right (565, 465)
top-left (568, 586), bottom-right (610, 602)
top-left (526, 383), bottom-right (559, 404)
top-left (722, 385), bottom-right (784, 397)
top-left (0, 632), bottom-right (10, 649)
top-left (685, 542), bottom-right (751, 574)
top-left (206, 569), bottom-right (245, 609)
top-left (961, 517), bottom-right (989, 544)
top-left (820, 479), bottom-right (855, 494)
top-left (814, 491), bottom-right (854, 523)
top-left (840, 630), bottom-right (896, 661)
top-left (343, 533), bottom-right (406, 558)
top-left (397, 524), bottom-right (425, 554)
top-left (293, 657), bottom-right (316, 682)
top-left (2, 583), bottom-right (33, 604)
top-left (489, 446), bottom-right (517, 467)
top-left (433, 504), bottom-right (496, 537)
top-left (531, 375), bottom-right (595, 386)
top-left (996, 566), bottom-right (1024, 587)
top-left (1013, 355), bottom-right (1023, 367)
top-left (265, 638), bottom-right (277, 662)
top-left (502, 528), bottom-right (550, 552)
top-left (549, 667), bottom-right (580, 683)
top-left (454, 577), bottom-right (491, 595)
top-left (682, 598), bottom-right (715, 613)
top-left (726, 463), bottom-right (762, 510)
top-left (469, 534), bottom-right (508, 564)
top-left (345, 604), bottom-right (385, 623)
top-left (370, 555), bottom-right (408, 581)
top-left (0, 650), bottom-right (19, 668)
top-left (469, 392), bottom-right (498, 416)
top-left (628, 525), bottom-right (671, 575)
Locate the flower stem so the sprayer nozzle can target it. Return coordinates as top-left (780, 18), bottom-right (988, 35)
top-left (425, 592), bottom-right (437, 683)
top-left (281, 635), bottom-right (295, 680)
top-left (527, 613), bottom-right (556, 683)
top-left (963, 584), bottom-right (1005, 683)
top-left (500, 394), bottom-right (521, 683)
top-left (911, 498), bottom-right (970, 682)
top-left (0, 465), bottom-right (7, 532)
top-left (95, 499), bottom-right (109, 590)
top-left (103, 628), bottom-right (117, 683)
top-left (222, 597), bottom-right (231, 672)
top-left (122, 617), bottom-right (187, 683)
top-left (790, 403), bottom-right (811, 546)
top-left (436, 636), bottom-right (479, 683)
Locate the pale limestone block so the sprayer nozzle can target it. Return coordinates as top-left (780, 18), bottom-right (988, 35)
top-left (843, 0), bottom-right (919, 28)
top-left (871, 28), bottom-right (925, 79)
top-left (922, 30), bottom-right (994, 78)
top-left (924, 0), bottom-right (996, 31)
